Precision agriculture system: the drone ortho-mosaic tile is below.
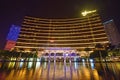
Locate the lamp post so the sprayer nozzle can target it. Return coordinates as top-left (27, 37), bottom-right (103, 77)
top-left (95, 43), bottom-right (103, 62)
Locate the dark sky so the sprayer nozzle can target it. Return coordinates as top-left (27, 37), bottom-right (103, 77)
top-left (0, 0), bottom-right (120, 49)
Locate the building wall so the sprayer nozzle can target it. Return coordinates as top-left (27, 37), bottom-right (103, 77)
top-left (14, 12), bottom-right (108, 52)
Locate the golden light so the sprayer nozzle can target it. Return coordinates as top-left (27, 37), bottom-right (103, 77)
top-left (50, 39), bottom-right (54, 43)
top-left (81, 10), bottom-right (97, 16)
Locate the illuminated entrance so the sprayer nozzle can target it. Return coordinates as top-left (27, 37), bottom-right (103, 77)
top-left (38, 47), bottom-right (80, 62)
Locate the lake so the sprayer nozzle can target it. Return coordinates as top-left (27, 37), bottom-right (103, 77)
top-left (0, 61), bottom-right (120, 80)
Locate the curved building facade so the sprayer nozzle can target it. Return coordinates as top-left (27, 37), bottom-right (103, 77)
top-left (14, 11), bottom-right (109, 55)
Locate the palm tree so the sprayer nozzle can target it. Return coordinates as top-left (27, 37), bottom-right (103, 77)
top-left (31, 48), bottom-right (38, 61)
top-left (84, 47), bottom-right (91, 61)
top-left (116, 43), bottom-right (120, 56)
top-left (17, 48), bottom-right (24, 61)
top-left (11, 48), bottom-right (19, 61)
top-left (95, 43), bottom-right (104, 62)
top-left (84, 48), bottom-right (91, 56)
top-left (106, 43), bottom-right (114, 59)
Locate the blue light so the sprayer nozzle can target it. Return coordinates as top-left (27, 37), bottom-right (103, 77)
top-left (89, 59), bottom-right (93, 62)
top-left (71, 53), bottom-right (76, 56)
top-left (28, 62), bottom-right (33, 68)
top-left (82, 59), bottom-right (86, 67)
top-left (74, 62), bottom-right (78, 69)
top-left (103, 19), bottom-right (113, 24)
top-left (19, 62), bottom-right (23, 68)
top-left (82, 59), bottom-right (85, 62)
top-left (74, 58), bottom-right (77, 61)
top-left (66, 54), bottom-right (68, 56)
top-left (90, 62), bottom-right (95, 69)
top-left (36, 62), bottom-right (41, 69)
top-left (46, 47), bottom-right (71, 50)
top-left (7, 25), bottom-right (21, 41)
top-left (21, 58), bottom-right (24, 61)
top-left (90, 59), bottom-right (94, 69)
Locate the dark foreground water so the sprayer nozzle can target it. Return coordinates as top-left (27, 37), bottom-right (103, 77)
top-left (0, 61), bottom-right (120, 80)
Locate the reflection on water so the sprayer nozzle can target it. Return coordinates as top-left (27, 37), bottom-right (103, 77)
top-left (0, 61), bottom-right (120, 80)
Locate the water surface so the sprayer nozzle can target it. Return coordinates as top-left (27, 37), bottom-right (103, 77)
top-left (0, 61), bottom-right (120, 80)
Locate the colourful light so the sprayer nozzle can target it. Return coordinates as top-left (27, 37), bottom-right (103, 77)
top-left (7, 25), bottom-right (21, 41)
top-left (50, 39), bottom-right (54, 43)
top-left (66, 54), bottom-right (68, 56)
top-left (19, 62), bottom-right (23, 68)
top-left (28, 62), bottom-right (33, 68)
top-left (89, 59), bottom-right (93, 62)
top-left (82, 59), bottom-right (85, 62)
top-left (4, 40), bottom-right (16, 50)
top-left (36, 62), bottom-right (41, 69)
top-left (46, 47), bottom-right (71, 50)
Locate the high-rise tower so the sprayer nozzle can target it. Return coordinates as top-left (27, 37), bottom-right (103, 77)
top-left (104, 20), bottom-right (120, 45)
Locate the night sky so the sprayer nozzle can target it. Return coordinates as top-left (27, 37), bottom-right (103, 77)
top-left (0, 0), bottom-right (120, 49)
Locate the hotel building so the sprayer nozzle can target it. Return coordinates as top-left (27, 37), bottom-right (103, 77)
top-left (12, 10), bottom-right (108, 56)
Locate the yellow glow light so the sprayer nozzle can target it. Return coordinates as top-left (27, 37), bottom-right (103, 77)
top-left (81, 10), bottom-right (97, 16)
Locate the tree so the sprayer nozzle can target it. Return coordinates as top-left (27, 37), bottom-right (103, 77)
top-left (31, 48), bottom-right (38, 61)
top-left (107, 43), bottom-right (115, 50)
top-left (116, 43), bottom-right (120, 56)
top-left (95, 43), bottom-right (103, 49)
top-left (90, 50), bottom-right (108, 59)
top-left (107, 43), bottom-right (120, 57)
top-left (84, 47), bottom-right (91, 57)
top-left (93, 43), bottom-right (108, 61)
top-left (95, 43), bottom-right (103, 59)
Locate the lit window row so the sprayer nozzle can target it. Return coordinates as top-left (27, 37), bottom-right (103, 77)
top-left (21, 26), bottom-right (104, 32)
top-left (24, 15), bottom-right (100, 23)
top-left (20, 29), bottom-right (105, 35)
top-left (23, 18), bottom-right (101, 25)
top-left (23, 20), bottom-right (102, 27)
